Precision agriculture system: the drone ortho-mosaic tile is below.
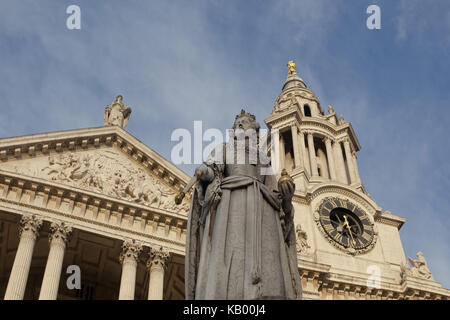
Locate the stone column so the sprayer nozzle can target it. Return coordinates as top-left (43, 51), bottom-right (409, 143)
top-left (118, 239), bottom-right (142, 300)
top-left (352, 151), bottom-right (361, 183)
top-left (271, 129), bottom-right (280, 173)
top-left (290, 125), bottom-right (301, 169)
top-left (147, 246), bottom-right (170, 300)
top-left (343, 139), bottom-right (357, 184)
top-left (307, 133), bottom-right (318, 177)
top-left (279, 134), bottom-right (286, 172)
top-left (38, 221), bottom-right (72, 300)
top-left (299, 131), bottom-right (309, 175)
top-left (333, 140), bottom-right (347, 184)
top-left (324, 137), bottom-right (337, 181)
top-left (4, 215), bottom-right (43, 300)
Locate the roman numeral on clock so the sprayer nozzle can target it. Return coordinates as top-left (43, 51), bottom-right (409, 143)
top-left (362, 232), bottom-right (372, 242)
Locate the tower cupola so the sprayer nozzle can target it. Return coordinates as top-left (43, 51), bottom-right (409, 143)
top-left (272, 60), bottom-right (323, 117)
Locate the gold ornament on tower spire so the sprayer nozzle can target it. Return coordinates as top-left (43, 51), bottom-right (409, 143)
top-left (287, 61), bottom-right (297, 75)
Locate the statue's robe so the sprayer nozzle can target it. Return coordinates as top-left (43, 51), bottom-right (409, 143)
top-left (185, 143), bottom-right (302, 300)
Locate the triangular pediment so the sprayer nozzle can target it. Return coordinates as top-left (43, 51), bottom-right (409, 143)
top-left (0, 126), bottom-right (191, 214)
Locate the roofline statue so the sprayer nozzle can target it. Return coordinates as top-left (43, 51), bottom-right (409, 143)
top-left (104, 95), bottom-right (132, 129)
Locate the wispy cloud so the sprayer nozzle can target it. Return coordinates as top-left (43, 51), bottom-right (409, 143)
top-left (0, 0), bottom-right (449, 290)
top-left (396, 0), bottom-right (450, 46)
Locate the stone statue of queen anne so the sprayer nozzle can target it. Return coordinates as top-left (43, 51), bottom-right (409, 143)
top-left (185, 110), bottom-right (302, 300)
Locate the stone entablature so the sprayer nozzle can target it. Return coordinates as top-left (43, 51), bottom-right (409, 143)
top-left (374, 211), bottom-right (405, 230)
top-left (266, 107), bottom-right (361, 153)
top-left (298, 259), bottom-right (449, 300)
top-left (0, 170), bottom-right (187, 255)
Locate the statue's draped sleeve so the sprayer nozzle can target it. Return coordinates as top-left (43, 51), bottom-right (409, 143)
top-left (185, 143), bottom-right (225, 299)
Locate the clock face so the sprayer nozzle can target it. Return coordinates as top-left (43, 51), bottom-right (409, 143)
top-left (317, 197), bottom-right (375, 253)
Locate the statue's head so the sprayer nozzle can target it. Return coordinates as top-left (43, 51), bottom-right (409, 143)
top-left (232, 109), bottom-right (260, 133)
top-left (115, 95), bottom-right (123, 104)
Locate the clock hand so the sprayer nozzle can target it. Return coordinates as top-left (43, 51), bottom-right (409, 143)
top-left (343, 215), bottom-right (356, 247)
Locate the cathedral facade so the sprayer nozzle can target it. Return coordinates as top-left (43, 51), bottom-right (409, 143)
top-left (0, 63), bottom-right (448, 300)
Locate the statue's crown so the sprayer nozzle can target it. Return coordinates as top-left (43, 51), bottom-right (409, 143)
top-left (235, 109), bottom-right (256, 121)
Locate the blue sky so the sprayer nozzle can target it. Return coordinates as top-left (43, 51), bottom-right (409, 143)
top-left (0, 1), bottom-right (449, 289)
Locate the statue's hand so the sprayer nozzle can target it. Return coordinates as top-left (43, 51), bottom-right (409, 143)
top-left (195, 164), bottom-right (208, 180)
top-left (278, 169), bottom-right (295, 200)
top-left (194, 163), bottom-right (216, 183)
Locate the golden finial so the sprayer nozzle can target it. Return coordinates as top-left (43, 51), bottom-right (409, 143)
top-left (287, 61), bottom-right (297, 75)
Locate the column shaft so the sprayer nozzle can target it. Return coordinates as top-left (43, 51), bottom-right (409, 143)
top-left (148, 267), bottom-right (165, 300)
top-left (279, 135), bottom-right (286, 172)
top-left (271, 129), bottom-right (280, 174)
top-left (39, 222), bottom-right (72, 300)
top-left (147, 247), bottom-right (169, 300)
top-left (324, 138), bottom-right (337, 181)
top-left (119, 258), bottom-right (138, 300)
top-left (307, 133), bottom-right (318, 177)
top-left (4, 215), bottom-right (42, 300)
top-left (291, 125), bottom-right (301, 169)
top-left (352, 152), bottom-right (361, 183)
top-left (118, 239), bottom-right (142, 300)
top-left (333, 141), bottom-right (347, 183)
top-left (39, 238), bottom-right (66, 299)
top-left (344, 140), bottom-right (357, 184)
top-left (299, 131), bottom-right (309, 175)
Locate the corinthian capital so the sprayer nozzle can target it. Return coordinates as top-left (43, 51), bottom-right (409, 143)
top-left (322, 136), bottom-right (331, 144)
top-left (147, 246), bottom-right (170, 270)
top-left (18, 214), bottom-right (43, 239)
top-left (48, 221), bottom-right (73, 244)
top-left (119, 239), bottom-right (143, 264)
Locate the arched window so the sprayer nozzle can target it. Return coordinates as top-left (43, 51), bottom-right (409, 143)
top-left (304, 104), bottom-right (311, 117)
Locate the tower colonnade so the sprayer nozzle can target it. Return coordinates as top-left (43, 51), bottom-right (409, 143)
top-left (268, 60), bottom-right (362, 189)
top-left (275, 123), bottom-right (361, 187)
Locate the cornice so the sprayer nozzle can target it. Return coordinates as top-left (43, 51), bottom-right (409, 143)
top-left (374, 211), bottom-right (406, 230)
top-left (265, 112), bottom-right (361, 152)
top-left (265, 108), bottom-right (301, 129)
top-left (298, 265), bottom-right (450, 299)
top-left (0, 170), bottom-right (188, 250)
top-left (299, 120), bottom-right (360, 152)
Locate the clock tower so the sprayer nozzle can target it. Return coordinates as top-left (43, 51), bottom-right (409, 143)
top-left (264, 61), bottom-right (449, 300)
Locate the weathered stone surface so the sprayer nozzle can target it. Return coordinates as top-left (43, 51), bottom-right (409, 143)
top-left (2, 148), bottom-right (190, 213)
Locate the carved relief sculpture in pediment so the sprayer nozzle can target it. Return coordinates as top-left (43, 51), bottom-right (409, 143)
top-left (2, 149), bottom-right (190, 213)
